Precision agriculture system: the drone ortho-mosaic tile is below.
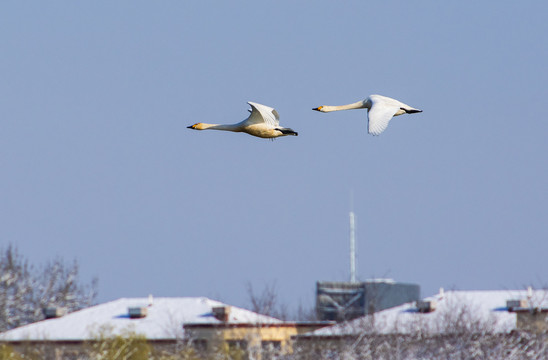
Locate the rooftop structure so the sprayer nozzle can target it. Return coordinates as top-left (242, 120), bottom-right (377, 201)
top-left (316, 279), bottom-right (420, 321)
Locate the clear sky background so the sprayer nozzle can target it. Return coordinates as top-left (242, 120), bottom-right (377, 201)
top-left (1, 1), bottom-right (547, 313)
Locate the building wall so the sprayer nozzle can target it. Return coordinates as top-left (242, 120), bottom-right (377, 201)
top-left (516, 312), bottom-right (548, 332)
top-left (184, 323), bottom-right (333, 358)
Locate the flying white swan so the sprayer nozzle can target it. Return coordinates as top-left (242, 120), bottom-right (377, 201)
top-left (187, 102), bottom-right (298, 139)
top-left (313, 94), bottom-right (422, 135)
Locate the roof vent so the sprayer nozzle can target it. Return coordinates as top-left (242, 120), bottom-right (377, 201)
top-left (43, 307), bottom-right (67, 319)
top-left (212, 306), bottom-right (231, 322)
top-left (507, 299), bottom-right (528, 311)
top-left (416, 300), bottom-right (437, 313)
top-left (439, 287), bottom-right (445, 300)
top-left (128, 307), bottom-right (148, 319)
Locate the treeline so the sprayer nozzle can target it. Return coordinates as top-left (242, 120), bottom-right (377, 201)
top-left (1, 329), bottom-right (548, 359)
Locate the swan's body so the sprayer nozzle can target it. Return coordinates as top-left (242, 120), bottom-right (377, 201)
top-left (313, 94), bottom-right (422, 135)
top-left (188, 102), bottom-right (298, 139)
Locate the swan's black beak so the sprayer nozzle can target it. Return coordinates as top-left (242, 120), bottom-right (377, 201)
top-left (312, 107), bottom-right (321, 112)
top-left (187, 125), bottom-right (195, 129)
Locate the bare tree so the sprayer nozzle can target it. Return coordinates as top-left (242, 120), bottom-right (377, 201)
top-left (295, 301), bottom-right (319, 321)
top-left (0, 244), bottom-right (98, 331)
top-left (34, 257), bottom-right (98, 315)
top-left (246, 281), bottom-right (289, 320)
top-left (0, 245), bottom-right (35, 331)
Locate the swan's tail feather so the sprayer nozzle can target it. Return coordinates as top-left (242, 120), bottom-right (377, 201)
top-left (277, 128), bottom-right (298, 136)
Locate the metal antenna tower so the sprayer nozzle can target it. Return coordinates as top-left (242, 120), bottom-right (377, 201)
top-left (350, 192), bottom-right (357, 283)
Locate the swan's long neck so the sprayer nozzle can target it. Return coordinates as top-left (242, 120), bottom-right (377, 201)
top-left (322, 100), bottom-right (368, 112)
top-left (201, 123), bottom-right (242, 132)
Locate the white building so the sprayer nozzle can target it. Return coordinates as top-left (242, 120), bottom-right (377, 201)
top-left (0, 296), bottom-right (331, 359)
top-left (303, 289), bottom-right (548, 338)
top-left (0, 296), bottom-right (281, 342)
top-left (293, 289), bottom-right (548, 359)
top-left (0, 296), bottom-right (281, 358)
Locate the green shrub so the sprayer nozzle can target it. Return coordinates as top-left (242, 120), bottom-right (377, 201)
top-left (0, 345), bottom-right (23, 360)
top-left (87, 328), bottom-right (152, 360)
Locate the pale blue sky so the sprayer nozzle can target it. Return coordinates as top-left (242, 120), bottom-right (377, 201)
top-left (1, 1), bottom-right (547, 312)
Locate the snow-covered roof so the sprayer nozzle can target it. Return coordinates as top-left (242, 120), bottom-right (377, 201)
top-left (306, 289), bottom-right (548, 337)
top-left (0, 297), bottom-right (282, 341)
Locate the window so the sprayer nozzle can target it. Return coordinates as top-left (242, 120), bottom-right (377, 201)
top-left (262, 341), bottom-right (282, 359)
top-left (226, 340), bottom-right (248, 360)
top-left (261, 340), bottom-right (281, 351)
top-left (227, 339), bottom-right (248, 350)
top-left (192, 339), bottom-right (208, 352)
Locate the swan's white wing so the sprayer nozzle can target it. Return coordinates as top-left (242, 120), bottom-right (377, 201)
top-left (367, 101), bottom-right (400, 136)
top-left (246, 102), bottom-right (280, 128)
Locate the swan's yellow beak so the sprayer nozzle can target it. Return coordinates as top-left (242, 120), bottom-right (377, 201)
top-left (312, 106), bottom-right (323, 112)
top-left (187, 124), bottom-right (197, 129)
